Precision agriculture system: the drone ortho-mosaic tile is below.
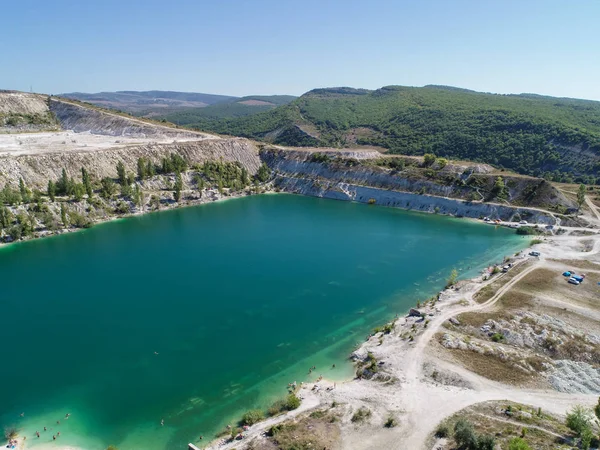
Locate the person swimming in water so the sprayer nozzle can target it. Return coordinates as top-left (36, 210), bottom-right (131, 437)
top-left (160, 418), bottom-right (164, 426)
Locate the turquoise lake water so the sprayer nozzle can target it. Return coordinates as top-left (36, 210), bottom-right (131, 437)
top-left (0, 194), bottom-right (527, 449)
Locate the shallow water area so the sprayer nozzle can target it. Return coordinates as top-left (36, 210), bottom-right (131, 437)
top-left (0, 194), bottom-right (527, 449)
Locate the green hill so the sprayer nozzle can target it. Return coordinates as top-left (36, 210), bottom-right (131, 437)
top-left (190, 85), bottom-right (600, 183)
top-left (161, 95), bottom-right (297, 125)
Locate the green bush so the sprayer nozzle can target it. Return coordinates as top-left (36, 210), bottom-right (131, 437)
top-left (453, 418), bottom-right (477, 449)
top-left (434, 423), bottom-right (449, 438)
top-left (285, 394), bottom-right (301, 411)
top-left (351, 407), bottom-right (372, 423)
top-left (508, 438), bottom-right (531, 450)
top-left (384, 415), bottom-right (397, 428)
top-left (241, 409), bottom-right (264, 425)
top-left (491, 333), bottom-right (505, 342)
top-left (566, 405), bottom-right (593, 435)
top-left (477, 434), bottom-right (496, 450)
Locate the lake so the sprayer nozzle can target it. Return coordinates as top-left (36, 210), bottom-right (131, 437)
top-left (0, 194), bottom-right (526, 449)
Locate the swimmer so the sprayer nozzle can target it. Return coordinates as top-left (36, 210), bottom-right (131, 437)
top-left (160, 418), bottom-right (164, 426)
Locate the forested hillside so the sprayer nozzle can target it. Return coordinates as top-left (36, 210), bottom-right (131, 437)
top-left (190, 85), bottom-right (600, 183)
top-left (161, 95), bottom-right (296, 125)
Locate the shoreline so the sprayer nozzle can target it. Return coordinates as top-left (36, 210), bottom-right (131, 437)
top-left (208, 228), bottom-right (600, 450)
top-left (0, 187), bottom-right (277, 251)
top-left (204, 237), bottom-right (533, 450)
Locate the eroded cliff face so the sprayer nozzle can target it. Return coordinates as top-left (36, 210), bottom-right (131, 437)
top-left (49, 99), bottom-right (212, 139)
top-left (261, 148), bottom-right (575, 225)
top-left (0, 138), bottom-right (261, 188)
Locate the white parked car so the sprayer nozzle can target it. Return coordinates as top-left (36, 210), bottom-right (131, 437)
top-left (568, 277), bottom-right (580, 285)
top-left (519, 220), bottom-right (528, 224)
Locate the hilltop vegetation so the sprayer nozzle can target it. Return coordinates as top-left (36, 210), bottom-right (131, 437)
top-left (161, 95), bottom-right (296, 125)
top-left (190, 85), bottom-right (600, 183)
top-left (61, 90), bottom-right (296, 120)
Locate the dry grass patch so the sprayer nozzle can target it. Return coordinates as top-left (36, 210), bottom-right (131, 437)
top-left (249, 412), bottom-right (341, 450)
top-left (429, 400), bottom-right (573, 450)
top-left (474, 260), bottom-right (534, 304)
top-left (549, 258), bottom-right (600, 271)
top-left (515, 267), bottom-right (600, 310)
top-left (446, 348), bottom-right (548, 387)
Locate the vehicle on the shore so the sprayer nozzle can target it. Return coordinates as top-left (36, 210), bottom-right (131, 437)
top-left (529, 251), bottom-right (540, 257)
top-left (519, 220), bottom-right (528, 224)
top-left (568, 277), bottom-right (580, 285)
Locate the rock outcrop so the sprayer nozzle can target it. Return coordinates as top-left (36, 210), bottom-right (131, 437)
top-left (0, 138), bottom-right (261, 188)
top-left (262, 148), bottom-right (576, 225)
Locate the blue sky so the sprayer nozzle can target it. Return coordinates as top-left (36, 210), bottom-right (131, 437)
top-left (3, 0), bottom-right (599, 99)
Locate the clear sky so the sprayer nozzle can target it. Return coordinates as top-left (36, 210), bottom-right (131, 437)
top-left (3, 0), bottom-right (599, 100)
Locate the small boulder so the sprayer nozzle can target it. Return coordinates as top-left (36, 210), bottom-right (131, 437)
top-left (408, 308), bottom-right (422, 317)
top-left (449, 317), bottom-right (460, 326)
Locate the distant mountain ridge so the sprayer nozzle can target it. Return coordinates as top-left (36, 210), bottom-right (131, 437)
top-left (59, 90), bottom-right (238, 114)
top-left (60, 90), bottom-right (297, 121)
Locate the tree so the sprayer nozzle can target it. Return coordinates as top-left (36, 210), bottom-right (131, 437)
top-left (82, 167), bottom-right (93, 198)
top-left (116, 161), bottom-right (127, 186)
top-left (60, 203), bottom-right (69, 227)
top-left (453, 418), bottom-right (477, 449)
top-left (285, 394), bottom-right (301, 410)
top-left (137, 157), bottom-right (147, 180)
top-left (594, 397), bottom-right (600, 422)
top-left (73, 183), bottom-right (85, 202)
top-left (16, 212), bottom-right (34, 237)
top-left (174, 173), bottom-right (183, 202)
top-left (566, 405), bottom-right (593, 436)
top-left (477, 435), bottom-right (495, 450)
top-left (57, 168), bottom-right (73, 196)
top-left (47, 180), bottom-right (56, 202)
top-left (446, 268), bottom-right (458, 288)
top-left (2, 183), bottom-right (21, 206)
top-left (436, 157), bottom-right (448, 169)
top-left (492, 176), bottom-right (507, 200)
top-left (133, 184), bottom-right (144, 209)
top-left (508, 438), bottom-right (532, 450)
top-left (241, 167), bottom-right (249, 185)
top-left (0, 206), bottom-right (12, 229)
top-left (242, 409), bottom-right (264, 425)
top-left (19, 178), bottom-right (30, 203)
top-left (100, 178), bottom-right (116, 200)
top-left (255, 163), bottom-right (270, 182)
top-left (577, 183), bottom-right (586, 209)
top-left (423, 153), bottom-right (436, 166)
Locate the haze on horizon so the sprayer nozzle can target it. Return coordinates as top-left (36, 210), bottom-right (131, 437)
top-left (3, 0), bottom-right (600, 101)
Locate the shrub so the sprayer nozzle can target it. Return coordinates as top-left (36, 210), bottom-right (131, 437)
top-left (477, 434), bottom-right (495, 450)
top-left (453, 418), bottom-right (477, 449)
top-left (384, 415), bottom-right (397, 428)
top-left (446, 268), bottom-right (459, 288)
top-left (423, 153), bottom-right (436, 166)
top-left (566, 405), bottom-right (593, 436)
top-left (351, 407), bottom-right (372, 423)
top-left (530, 239), bottom-right (543, 245)
top-left (508, 438), bottom-right (532, 450)
top-left (285, 394), bottom-right (301, 411)
top-left (434, 423), bottom-right (449, 438)
top-left (4, 427), bottom-right (19, 440)
top-left (491, 333), bottom-right (505, 342)
top-left (242, 409), bottom-right (264, 425)
top-left (581, 426), bottom-right (594, 450)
